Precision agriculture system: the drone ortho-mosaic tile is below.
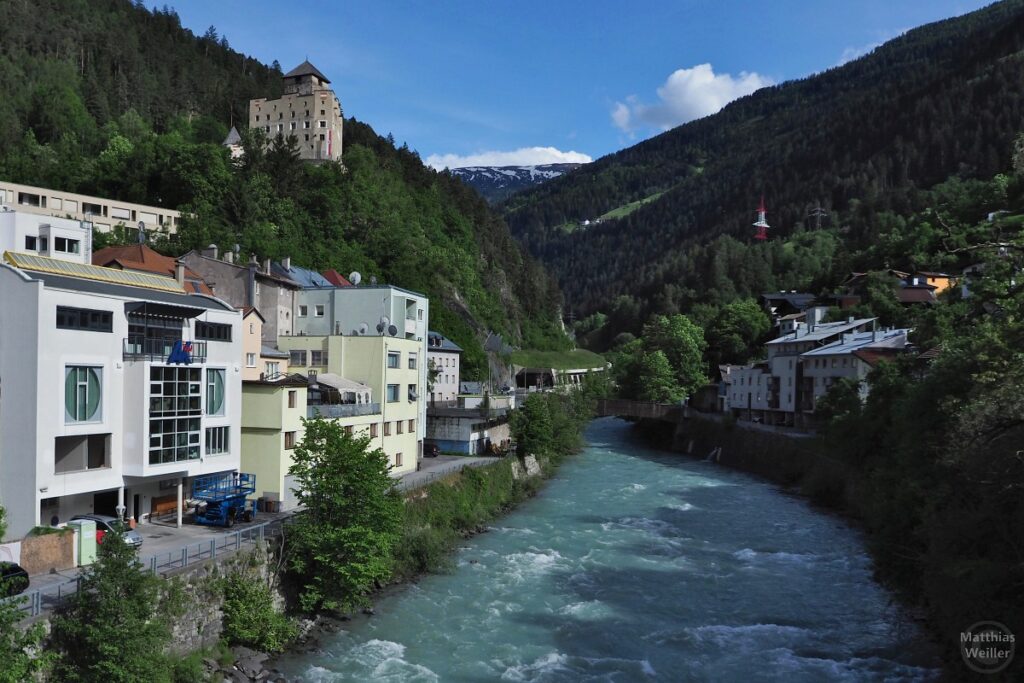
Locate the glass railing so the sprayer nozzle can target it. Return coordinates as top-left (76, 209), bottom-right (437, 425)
top-left (123, 338), bottom-right (207, 363)
top-left (307, 402), bottom-right (381, 419)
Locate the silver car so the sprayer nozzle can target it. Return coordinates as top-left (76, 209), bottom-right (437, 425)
top-left (70, 514), bottom-right (144, 549)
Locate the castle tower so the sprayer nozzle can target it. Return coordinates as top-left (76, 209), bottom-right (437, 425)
top-left (248, 60), bottom-right (344, 163)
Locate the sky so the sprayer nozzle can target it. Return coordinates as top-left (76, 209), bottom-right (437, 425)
top-left (156, 0), bottom-right (993, 168)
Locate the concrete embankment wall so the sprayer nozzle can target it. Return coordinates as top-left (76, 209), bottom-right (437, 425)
top-left (639, 415), bottom-right (857, 510)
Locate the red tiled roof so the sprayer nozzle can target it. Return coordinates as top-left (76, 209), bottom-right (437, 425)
top-left (321, 269), bottom-right (353, 287)
top-left (852, 348), bottom-right (901, 367)
top-left (93, 245), bottom-right (214, 295)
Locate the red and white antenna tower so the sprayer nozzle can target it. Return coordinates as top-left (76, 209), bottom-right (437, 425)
top-left (753, 196), bottom-right (769, 240)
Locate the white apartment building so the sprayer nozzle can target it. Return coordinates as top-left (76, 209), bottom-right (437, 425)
top-left (0, 249), bottom-right (242, 540)
top-left (0, 180), bottom-right (181, 236)
top-left (800, 328), bottom-right (910, 412)
top-left (427, 331), bottom-right (461, 404)
top-left (0, 208), bottom-right (94, 264)
top-left (726, 308), bottom-right (877, 426)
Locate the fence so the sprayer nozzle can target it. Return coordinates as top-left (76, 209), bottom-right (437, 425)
top-left (3, 518), bottom-right (284, 620)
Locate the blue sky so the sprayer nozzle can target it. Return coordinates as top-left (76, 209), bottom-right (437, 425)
top-left (157, 0), bottom-right (992, 168)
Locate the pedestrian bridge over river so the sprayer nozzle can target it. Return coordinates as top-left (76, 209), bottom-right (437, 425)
top-left (595, 398), bottom-right (689, 422)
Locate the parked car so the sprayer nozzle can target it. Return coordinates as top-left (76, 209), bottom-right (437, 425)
top-left (0, 562), bottom-right (29, 597)
top-left (424, 444), bottom-right (440, 458)
top-left (70, 514), bottom-right (144, 549)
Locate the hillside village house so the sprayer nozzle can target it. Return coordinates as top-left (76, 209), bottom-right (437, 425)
top-left (0, 229), bottom-right (243, 539)
top-left (0, 180), bottom-right (182, 237)
top-left (427, 331), bottom-right (461, 404)
top-left (181, 247), bottom-right (300, 343)
top-left (800, 328), bottom-right (910, 412)
top-left (726, 307), bottom-right (883, 427)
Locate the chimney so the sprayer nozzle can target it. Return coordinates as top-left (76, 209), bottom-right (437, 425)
top-left (263, 258), bottom-right (271, 274)
top-left (203, 244), bottom-right (219, 259)
top-left (174, 261), bottom-right (185, 286)
top-left (282, 256), bottom-right (291, 271)
top-left (223, 251), bottom-right (234, 264)
top-left (847, 316), bottom-right (854, 324)
top-left (249, 253), bottom-right (258, 265)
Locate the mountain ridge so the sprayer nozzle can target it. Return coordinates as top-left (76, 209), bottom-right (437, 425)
top-left (502, 0), bottom-right (1024, 325)
top-left (449, 163), bottom-right (583, 203)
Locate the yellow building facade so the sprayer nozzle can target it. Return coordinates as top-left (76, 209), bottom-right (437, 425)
top-left (277, 334), bottom-right (423, 476)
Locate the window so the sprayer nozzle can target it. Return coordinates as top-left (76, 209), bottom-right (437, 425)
top-left (265, 361), bottom-right (280, 376)
top-left (395, 452), bottom-right (403, 468)
top-left (344, 426), bottom-right (353, 435)
top-left (304, 134), bottom-right (310, 141)
top-left (418, 309), bottom-right (423, 320)
top-left (397, 421), bottom-right (404, 434)
top-left (298, 305), bottom-right (308, 317)
top-left (408, 383), bottom-right (417, 401)
top-left (206, 369), bottom-right (226, 416)
top-left (310, 350), bottom-right (328, 366)
top-left (25, 235), bottom-right (37, 251)
top-left (303, 121), bottom-right (310, 129)
top-left (290, 350), bottom-right (307, 366)
top-left (290, 122), bottom-right (296, 130)
top-left (196, 321), bottom-right (232, 342)
top-left (320, 134), bottom-right (325, 141)
top-left (384, 422), bottom-right (391, 436)
top-left (246, 353), bottom-right (257, 367)
top-left (148, 367), bottom-right (201, 464)
top-left (255, 115), bottom-right (260, 121)
top-left (370, 422), bottom-right (378, 438)
top-left (65, 367), bottom-right (102, 423)
top-left (249, 323), bottom-right (255, 334)
top-left (284, 431), bottom-right (297, 449)
top-left (57, 306), bottom-right (112, 333)
top-left (319, 120), bottom-right (327, 128)
top-left (54, 237), bottom-right (80, 254)
top-left (387, 352), bottom-right (400, 369)
top-left (206, 426), bottom-right (229, 455)
top-left (320, 109), bottom-right (326, 115)
top-left (408, 353), bottom-right (417, 370)
top-left (408, 419), bottom-right (415, 432)
top-left (387, 384), bottom-right (399, 402)
top-left (314, 304), bottom-right (325, 317)
top-left (288, 390), bottom-right (297, 408)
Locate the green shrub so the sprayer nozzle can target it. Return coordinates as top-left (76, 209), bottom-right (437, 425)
top-left (221, 572), bottom-right (296, 653)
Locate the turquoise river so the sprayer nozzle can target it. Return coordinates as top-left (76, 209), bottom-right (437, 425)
top-left (277, 418), bottom-right (940, 682)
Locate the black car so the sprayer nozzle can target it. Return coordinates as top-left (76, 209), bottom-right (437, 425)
top-left (0, 562), bottom-right (29, 597)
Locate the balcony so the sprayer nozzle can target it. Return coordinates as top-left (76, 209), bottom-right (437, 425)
top-left (123, 338), bottom-right (207, 363)
top-left (307, 402), bottom-right (381, 419)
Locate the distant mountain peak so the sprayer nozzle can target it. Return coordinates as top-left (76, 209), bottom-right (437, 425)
top-left (450, 163), bottom-right (583, 203)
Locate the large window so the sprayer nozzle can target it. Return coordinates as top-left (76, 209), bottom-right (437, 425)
top-left (284, 431), bottom-right (297, 449)
top-left (57, 306), bottom-right (112, 333)
top-left (65, 367), bottom-right (102, 423)
top-left (289, 350), bottom-right (307, 366)
top-left (265, 361), bottom-right (280, 376)
top-left (148, 367), bottom-right (201, 464)
top-left (206, 426), bottom-right (229, 455)
top-left (196, 321), bottom-right (232, 342)
top-left (206, 369), bottom-right (226, 416)
top-left (298, 305), bottom-right (308, 317)
top-left (54, 237), bottom-right (80, 254)
top-left (387, 352), bottom-right (400, 369)
top-left (387, 384), bottom-right (399, 402)
top-left (310, 350), bottom-right (328, 366)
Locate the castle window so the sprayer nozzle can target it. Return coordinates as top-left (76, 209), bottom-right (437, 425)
top-left (320, 109), bottom-right (325, 115)
top-left (319, 120), bottom-right (327, 128)
top-left (290, 122), bottom-right (296, 130)
top-left (320, 134), bottom-right (325, 141)
top-left (303, 121), bottom-right (310, 129)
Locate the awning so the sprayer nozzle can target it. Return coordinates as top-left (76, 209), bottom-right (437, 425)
top-left (124, 301), bottom-right (205, 319)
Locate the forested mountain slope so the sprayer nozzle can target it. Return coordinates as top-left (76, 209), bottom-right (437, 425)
top-left (503, 0), bottom-right (1024, 327)
top-left (0, 0), bottom-right (569, 378)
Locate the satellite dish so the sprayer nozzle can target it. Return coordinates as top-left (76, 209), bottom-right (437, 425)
top-left (358, 322), bottom-right (369, 335)
top-left (387, 324), bottom-right (399, 336)
top-left (349, 271), bottom-right (362, 285)
top-left (376, 321), bottom-right (385, 333)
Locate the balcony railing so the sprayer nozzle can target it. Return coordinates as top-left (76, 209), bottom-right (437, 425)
top-left (307, 402), bottom-right (381, 419)
top-left (123, 338), bottom-right (207, 363)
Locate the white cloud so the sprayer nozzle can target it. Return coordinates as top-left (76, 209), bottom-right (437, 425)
top-left (837, 42), bottom-right (881, 66)
top-left (611, 63), bottom-right (772, 133)
top-left (425, 146), bottom-right (593, 169)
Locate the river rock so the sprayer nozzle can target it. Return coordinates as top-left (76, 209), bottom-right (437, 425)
top-left (523, 454), bottom-right (542, 476)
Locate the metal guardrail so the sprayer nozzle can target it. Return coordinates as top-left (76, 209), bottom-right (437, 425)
top-left (2, 518), bottom-right (284, 620)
